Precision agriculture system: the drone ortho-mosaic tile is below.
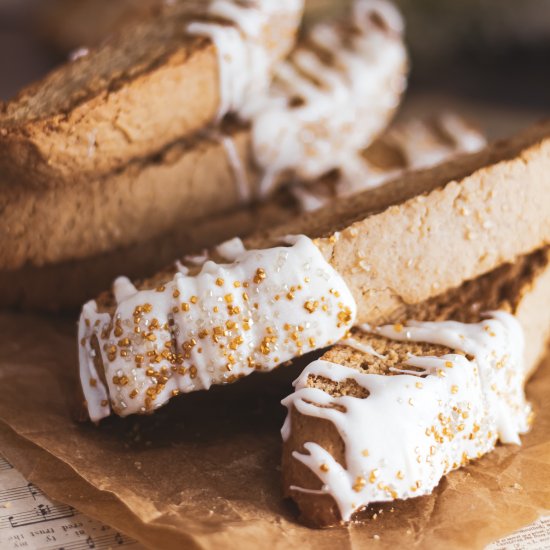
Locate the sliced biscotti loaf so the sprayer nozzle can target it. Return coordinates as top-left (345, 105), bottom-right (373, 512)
top-left (0, 114), bottom-right (484, 309)
top-left (77, 121), bottom-right (550, 422)
top-left (0, 1), bottom-right (303, 188)
top-left (282, 247), bottom-right (550, 527)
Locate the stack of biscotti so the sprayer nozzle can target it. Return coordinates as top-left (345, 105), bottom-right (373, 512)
top-left (0, 113), bottom-right (485, 311)
top-left (44, 0), bottom-right (548, 534)
top-left (0, 1), bottom-right (301, 262)
top-left (76, 120), bottom-right (550, 422)
top-left (282, 247), bottom-right (550, 526)
top-left (2, 0), bottom-right (413, 310)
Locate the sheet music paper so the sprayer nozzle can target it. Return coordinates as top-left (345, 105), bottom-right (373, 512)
top-left (487, 517), bottom-right (550, 550)
top-left (1, 453), bottom-right (548, 549)
top-left (0, 455), bottom-right (144, 550)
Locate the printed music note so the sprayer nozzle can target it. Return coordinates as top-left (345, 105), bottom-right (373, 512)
top-left (0, 457), bottom-right (144, 549)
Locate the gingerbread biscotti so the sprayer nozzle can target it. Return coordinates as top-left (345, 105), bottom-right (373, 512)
top-left (77, 120), bottom-right (550, 422)
top-left (282, 247), bottom-right (550, 526)
top-left (0, 0), bottom-right (304, 187)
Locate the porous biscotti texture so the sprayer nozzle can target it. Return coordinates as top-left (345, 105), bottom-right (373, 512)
top-left (283, 247), bottom-right (550, 527)
top-left (90, 120), bottom-right (550, 325)
top-left (0, 125), bottom-right (260, 270)
top-left (0, 2), bottom-right (222, 188)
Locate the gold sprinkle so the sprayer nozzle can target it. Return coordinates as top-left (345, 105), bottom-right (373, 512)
top-left (224, 293), bottom-right (233, 304)
top-left (304, 300), bottom-right (318, 314)
top-left (216, 278), bottom-right (224, 286)
top-left (369, 469), bottom-right (379, 483)
top-left (353, 476), bottom-right (366, 492)
top-left (253, 268), bottom-right (267, 284)
top-left (320, 464), bottom-right (329, 473)
top-left (190, 296), bottom-right (198, 304)
top-left (451, 385), bottom-right (459, 394)
top-left (181, 302), bottom-right (190, 312)
top-left (396, 470), bottom-right (404, 480)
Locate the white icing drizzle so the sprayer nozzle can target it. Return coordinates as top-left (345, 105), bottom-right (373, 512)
top-left (79, 235), bottom-right (356, 422)
top-left (251, 0), bottom-right (407, 196)
top-left (339, 338), bottom-right (385, 359)
top-left (174, 260), bottom-right (189, 275)
top-left (215, 237), bottom-right (247, 262)
top-left (438, 112), bottom-right (487, 154)
top-left (219, 134), bottom-right (251, 202)
top-left (282, 312), bottom-right (531, 522)
top-left (187, 0), bottom-right (304, 119)
top-left (184, 251), bottom-right (210, 266)
top-left (189, 0), bottom-right (407, 199)
top-left (295, 113), bottom-right (487, 211)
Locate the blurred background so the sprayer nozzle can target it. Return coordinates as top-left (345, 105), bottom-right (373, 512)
top-left (1, 0), bottom-right (549, 138)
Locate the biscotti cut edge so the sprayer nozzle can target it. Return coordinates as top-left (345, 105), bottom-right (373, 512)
top-left (283, 248), bottom-right (550, 527)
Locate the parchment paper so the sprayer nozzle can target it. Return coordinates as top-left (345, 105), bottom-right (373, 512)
top-left (0, 313), bottom-right (548, 549)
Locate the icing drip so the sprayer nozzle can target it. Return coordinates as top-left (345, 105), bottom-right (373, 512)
top-left (282, 312), bottom-right (531, 522)
top-left (251, 0), bottom-right (407, 196)
top-left (294, 114), bottom-right (487, 212)
top-left (188, 0), bottom-right (304, 119)
top-left (189, 0), bottom-right (407, 199)
top-left (79, 235), bottom-right (357, 422)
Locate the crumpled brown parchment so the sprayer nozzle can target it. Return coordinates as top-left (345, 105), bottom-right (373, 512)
top-left (0, 313), bottom-right (548, 549)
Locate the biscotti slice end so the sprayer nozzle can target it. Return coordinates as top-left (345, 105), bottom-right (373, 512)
top-left (282, 248), bottom-right (550, 527)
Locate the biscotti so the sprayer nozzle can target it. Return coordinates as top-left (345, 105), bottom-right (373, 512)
top-left (0, 1), bottom-right (303, 188)
top-left (1, 0), bottom-right (407, 271)
top-left (282, 247), bottom-right (550, 526)
top-left (78, 120), bottom-right (550, 421)
top-left (0, 113), bottom-right (483, 309)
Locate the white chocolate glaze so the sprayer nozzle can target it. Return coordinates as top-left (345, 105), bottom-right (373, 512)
top-left (188, 0), bottom-right (304, 119)
top-left (189, 1), bottom-right (408, 198)
top-left (251, 0), bottom-right (407, 196)
top-left (79, 236), bottom-right (356, 422)
top-left (294, 114), bottom-right (486, 212)
top-left (282, 312), bottom-right (531, 522)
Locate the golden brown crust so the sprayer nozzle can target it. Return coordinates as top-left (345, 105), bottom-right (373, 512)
top-left (0, 3), bottom-right (219, 188)
top-left (283, 247), bottom-right (550, 527)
